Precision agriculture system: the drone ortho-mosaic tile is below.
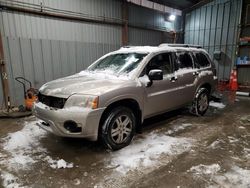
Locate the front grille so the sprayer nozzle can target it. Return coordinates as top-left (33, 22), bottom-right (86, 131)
top-left (38, 93), bottom-right (67, 109)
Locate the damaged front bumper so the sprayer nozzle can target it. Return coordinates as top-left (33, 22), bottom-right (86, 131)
top-left (33, 102), bottom-right (105, 141)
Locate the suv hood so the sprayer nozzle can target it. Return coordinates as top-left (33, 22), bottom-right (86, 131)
top-left (39, 73), bottom-right (129, 98)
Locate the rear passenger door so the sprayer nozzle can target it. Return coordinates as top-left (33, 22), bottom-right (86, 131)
top-left (172, 51), bottom-right (197, 105)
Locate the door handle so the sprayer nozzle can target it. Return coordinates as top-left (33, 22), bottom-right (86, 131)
top-left (170, 76), bottom-right (177, 82)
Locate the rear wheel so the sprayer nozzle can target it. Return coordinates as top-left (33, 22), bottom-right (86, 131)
top-left (190, 88), bottom-right (209, 116)
top-left (101, 107), bottom-right (136, 150)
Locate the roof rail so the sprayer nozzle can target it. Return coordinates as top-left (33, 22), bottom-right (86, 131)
top-left (159, 43), bottom-right (203, 49)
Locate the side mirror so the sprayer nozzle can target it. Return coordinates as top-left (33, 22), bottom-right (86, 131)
top-left (148, 69), bottom-right (163, 81)
top-left (147, 69), bottom-right (163, 87)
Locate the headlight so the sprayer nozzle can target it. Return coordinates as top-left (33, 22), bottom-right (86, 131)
top-left (64, 94), bottom-right (99, 109)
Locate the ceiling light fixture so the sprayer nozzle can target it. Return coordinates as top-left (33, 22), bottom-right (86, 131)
top-left (169, 14), bottom-right (176, 21)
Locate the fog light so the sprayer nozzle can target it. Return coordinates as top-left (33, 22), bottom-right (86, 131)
top-left (64, 120), bottom-right (82, 133)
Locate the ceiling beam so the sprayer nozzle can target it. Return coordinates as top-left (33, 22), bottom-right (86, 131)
top-left (148, 0), bottom-right (184, 10)
top-left (183, 0), bottom-right (213, 13)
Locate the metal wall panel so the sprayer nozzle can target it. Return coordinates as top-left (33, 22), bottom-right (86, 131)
top-left (128, 4), bottom-right (178, 31)
top-left (1, 0), bottom-right (122, 20)
top-left (184, 0), bottom-right (242, 80)
top-left (129, 28), bottom-right (161, 46)
top-left (0, 11), bottom-right (122, 44)
top-left (128, 27), bottom-right (174, 46)
top-left (2, 36), bottom-right (121, 106)
top-left (0, 0), bottom-right (123, 106)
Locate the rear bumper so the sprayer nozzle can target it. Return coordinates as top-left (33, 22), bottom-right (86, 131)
top-left (33, 102), bottom-right (105, 141)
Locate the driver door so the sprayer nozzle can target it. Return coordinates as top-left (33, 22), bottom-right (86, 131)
top-left (141, 52), bottom-right (181, 118)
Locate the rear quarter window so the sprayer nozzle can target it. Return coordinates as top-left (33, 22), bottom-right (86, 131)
top-left (194, 52), bottom-right (211, 68)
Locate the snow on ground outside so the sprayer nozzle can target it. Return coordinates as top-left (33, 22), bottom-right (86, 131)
top-left (166, 123), bottom-right (193, 135)
top-left (45, 157), bottom-right (73, 169)
top-left (208, 139), bottom-right (225, 149)
top-left (109, 132), bottom-right (194, 174)
top-left (189, 164), bottom-right (221, 175)
top-left (1, 120), bottom-right (74, 170)
top-left (0, 171), bottom-right (21, 188)
top-left (2, 120), bottom-right (47, 170)
top-left (189, 164), bottom-right (250, 188)
top-left (0, 120), bottom-right (75, 186)
top-left (210, 166), bottom-right (250, 188)
top-left (209, 101), bottom-right (226, 109)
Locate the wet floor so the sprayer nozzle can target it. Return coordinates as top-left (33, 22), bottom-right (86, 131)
top-left (0, 94), bottom-right (250, 188)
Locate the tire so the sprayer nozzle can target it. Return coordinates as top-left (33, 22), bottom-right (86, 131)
top-left (190, 88), bottom-right (209, 116)
top-left (101, 107), bottom-right (136, 150)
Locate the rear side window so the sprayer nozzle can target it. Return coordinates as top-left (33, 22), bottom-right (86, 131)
top-left (176, 52), bottom-right (193, 69)
top-left (194, 52), bottom-right (211, 68)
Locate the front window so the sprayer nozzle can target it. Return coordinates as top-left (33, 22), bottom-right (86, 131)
top-left (140, 53), bottom-right (173, 77)
top-left (88, 53), bottom-right (147, 75)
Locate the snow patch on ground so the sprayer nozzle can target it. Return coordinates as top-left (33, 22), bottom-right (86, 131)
top-left (44, 156), bottom-right (74, 169)
top-left (239, 115), bottom-right (250, 126)
top-left (209, 101), bottom-right (226, 109)
top-left (0, 171), bottom-right (21, 188)
top-left (189, 164), bottom-right (250, 188)
top-left (243, 148), bottom-right (250, 159)
top-left (208, 139), bottom-right (224, 149)
top-left (212, 166), bottom-right (250, 188)
top-left (228, 136), bottom-right (239, 143)
top-left (2, 120), bottom-right (47, 170)
top-left (167, 123), bottom-right (193, 135)
top-left (189, 164), bottom-right (221, 175)
top-left (109, 132), bottom-right (193, 174)
top-left (0, 120), bottom-right (74, 171)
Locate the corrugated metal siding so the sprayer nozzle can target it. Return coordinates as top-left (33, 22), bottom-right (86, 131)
top-left (1, 0), bottom-right (122, 19)
top-left (2, 35), bottom-right (120, 106)
top-left (129, 27), bottom-right (174, 46)
top-left (0, 0), bottom-right (122, 107)
top-left (0, 11), bottom-right (122, 43)
top-left (128, 28), bottom-right (163, 46)
top-left (128, 4), bottom-right (180, 46)
top-left (129, 4), bottom-right (175, 31)
top-left (184, 0), bottom-right (242, 80)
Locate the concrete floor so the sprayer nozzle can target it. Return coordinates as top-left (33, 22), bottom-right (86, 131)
top-left (0, 94), bottom-right (250, 188)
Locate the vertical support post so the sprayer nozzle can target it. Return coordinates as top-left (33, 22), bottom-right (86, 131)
top-left (0, 31), bottom-right (11, 111)
top-left (172, 31), bottom-right (177, 43)
top-left (122, 1), bottom-right (128, 46)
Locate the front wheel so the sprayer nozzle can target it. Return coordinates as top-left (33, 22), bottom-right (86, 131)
top-left (101, 107), bottom-right (136, 150)
top-left (190, 88), bottom-right (209, 116)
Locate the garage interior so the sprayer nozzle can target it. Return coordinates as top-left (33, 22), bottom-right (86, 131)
top-left (0, 0), bottom-right (250, 187)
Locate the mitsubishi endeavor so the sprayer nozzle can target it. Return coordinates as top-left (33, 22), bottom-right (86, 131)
top-left (33, 44), bottom-right (217, 150)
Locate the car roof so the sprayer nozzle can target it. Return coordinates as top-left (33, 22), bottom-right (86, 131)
top-left (115, 44), bottom-right (207, 54)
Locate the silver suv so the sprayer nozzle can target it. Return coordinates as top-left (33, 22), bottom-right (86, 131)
top-left (33, 44), bottom-right (217, 150)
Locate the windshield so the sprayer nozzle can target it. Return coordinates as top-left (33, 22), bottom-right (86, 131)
top-left (88, 53), bottom-right (147, 75)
